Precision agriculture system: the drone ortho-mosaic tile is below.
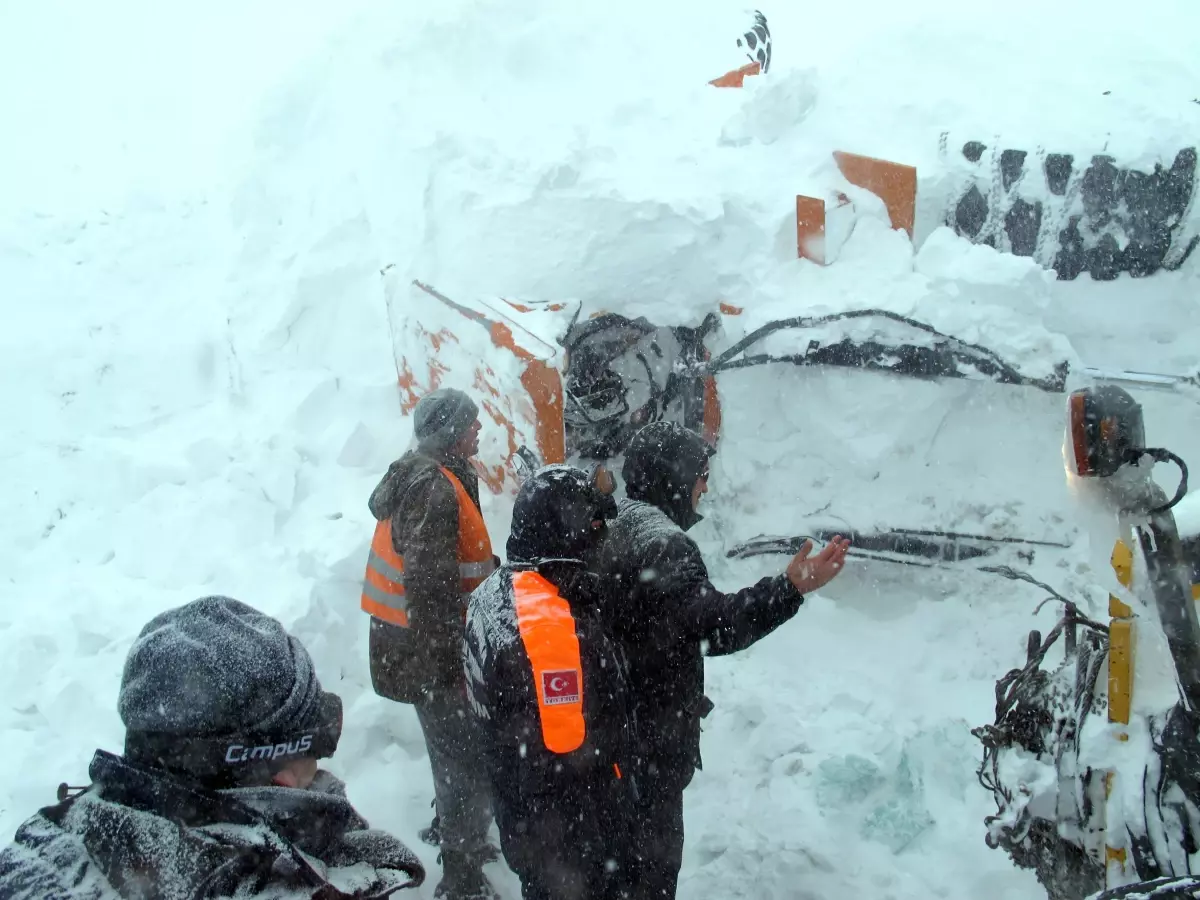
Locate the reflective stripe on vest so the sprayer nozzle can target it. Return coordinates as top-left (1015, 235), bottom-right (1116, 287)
top-left (361, 465), bottom-right (496, 627)
top-left (512, 570), bottom-right (586, 754)
top-left (361, 519), bottom-right (410, 627)
top-left (441, 467), bottom-right (496, 594)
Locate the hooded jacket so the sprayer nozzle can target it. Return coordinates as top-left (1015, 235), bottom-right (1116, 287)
top-left (463, 466), bottom-right (638, 899)
top-left (367, 448), bottom-right (493, 702)
top-left (595, 423), bottom-right (806, 788)
top-left (0, 750), bottom-right (424, 900)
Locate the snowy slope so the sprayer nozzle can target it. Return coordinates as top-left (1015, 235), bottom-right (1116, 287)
top-left (2, 0), bottom-right (1200, 898)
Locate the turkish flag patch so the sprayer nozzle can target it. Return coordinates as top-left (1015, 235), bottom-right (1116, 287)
top-left (541, 669), bottom-right (581, 705)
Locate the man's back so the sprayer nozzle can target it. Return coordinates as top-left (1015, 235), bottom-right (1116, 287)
top-left (596, 497), bottom-right (714, 781)
top-left (465, 566), bottom-right (633, 790)
top-left (462, 465), bottom-right (638, 900)
top-left (599, 495), bottom-right (814, 774)
top-left (599, 420), bottom-right (850, 900)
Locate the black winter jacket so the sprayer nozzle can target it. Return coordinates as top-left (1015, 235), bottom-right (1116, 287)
top-left (595, 498), bottom-right (805, 789)
top-left (464, 564), bottom-right (639, 899)
top-left (367, 449), bottom-right (495, 703)
top-left (0, 750), bottom-right (423, 899)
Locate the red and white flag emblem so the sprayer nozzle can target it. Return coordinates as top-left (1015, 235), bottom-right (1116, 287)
top-left (541, 669), bottom-right (581, 705)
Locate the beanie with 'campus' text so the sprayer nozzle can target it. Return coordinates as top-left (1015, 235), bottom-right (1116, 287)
top-left (118, 596), bottom-right (343, 787)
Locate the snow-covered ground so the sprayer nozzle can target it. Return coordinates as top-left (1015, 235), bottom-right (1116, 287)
top-left (3, 0), bottom-right (1200, 897)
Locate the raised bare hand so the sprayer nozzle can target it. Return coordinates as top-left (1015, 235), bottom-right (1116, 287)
top-left (785, 536), bottom-right (851, 594)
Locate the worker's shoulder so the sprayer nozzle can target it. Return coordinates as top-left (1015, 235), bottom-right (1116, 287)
top-left (370, 453), bottom-right (457, 519)
top-left (615, 497), bottom-right (668, 523)
top-left (402, 461), bottom-right (462, 519)
top-left (613, 499), bottom-right (694, 556)
top-left (394, 452), bottom-right (461, 489)
top-left (466, 569), bottom-right (518, 643)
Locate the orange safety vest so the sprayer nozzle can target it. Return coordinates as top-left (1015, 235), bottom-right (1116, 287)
top-left (512, 570), bottom-right (587, 754)
top-left (361, 466), bottom-right (495, 628)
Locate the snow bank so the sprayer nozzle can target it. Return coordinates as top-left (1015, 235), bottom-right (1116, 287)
top-left (3, 0), bottom-right (1200, 898)
top-left (685, 583), bottom-right (1053, 899)
top-left (234, 0), bottom-right (1200, 328)
top-left (1177, 492), bottom-right (1200, 540)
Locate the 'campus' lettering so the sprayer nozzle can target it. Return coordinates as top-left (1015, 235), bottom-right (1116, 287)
top-left (224, 734), bottom-right (314, 764)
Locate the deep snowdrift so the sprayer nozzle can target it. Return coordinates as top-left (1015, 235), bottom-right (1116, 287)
top-left (3, 1), bottom-right (1200, 898)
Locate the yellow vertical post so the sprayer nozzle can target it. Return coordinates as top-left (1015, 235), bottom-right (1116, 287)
top-left (1105, 539), bottom-right (1135, 886)
top-left (1108, 541), bottom-right (1134, 724)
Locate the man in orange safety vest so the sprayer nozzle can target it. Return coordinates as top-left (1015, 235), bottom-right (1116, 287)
top-left (362, 387), bottom-right (500, 900)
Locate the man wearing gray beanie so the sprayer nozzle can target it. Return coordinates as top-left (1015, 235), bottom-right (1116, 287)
top-left (0, 595), bottom-right (425, 899)
top-left (361, 387), bottom-right (500, 900)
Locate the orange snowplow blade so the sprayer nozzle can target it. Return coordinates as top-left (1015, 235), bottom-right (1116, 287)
top-left (519, 359), bottom-right (566, 471)
top-left (796, 195), bottom-right (827, 264)
top-left (833, 150), bottom-right (917, 237)
top-left (384, 275), bottom-right (566, 495)
top-left (794, 155), bottom-right (917, 265)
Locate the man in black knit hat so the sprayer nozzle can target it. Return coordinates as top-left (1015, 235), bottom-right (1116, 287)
top-left (0, 595), bottom-right (424, 899)
top-left (595, 421), bottom-right (851, 900)
top-left (362, 387), bottom-right (499, 900)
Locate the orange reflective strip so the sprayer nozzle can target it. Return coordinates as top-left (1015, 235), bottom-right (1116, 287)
top-left (360, 594), bottom-right (410, 627)
top-left (613, 763), bottom-right (622, 780)
top-left (512, 571), bottom-right (586, 754)
top-left (368, 549), bottom-right (405, 585)
top-left (362, 471), bottom-right (494, 629)
top-left (362, 566), bottom-right (410, 628)
top-left (362, 520), bottom-right (411, 627)
top-left (364, 565), bottom-right (403, 595)
top-left (438, 466), bottom-right (495, 592)
top-left (364, 524), bottom-right (407, 592)
top-left (443, 468), bottom-right (493, 559)
top-left (368, 520), bottom-right (407, 575)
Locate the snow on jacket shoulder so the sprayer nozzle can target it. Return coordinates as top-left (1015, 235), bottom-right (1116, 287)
top-left (595, 498), bottom-right (805, 783)
top-left (0, 750), bottom-right (424, 900)
top-left (367, 449), bottom-right (488, 701)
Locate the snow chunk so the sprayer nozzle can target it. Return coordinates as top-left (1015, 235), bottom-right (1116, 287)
top-left (916, 226), bottom-right (1057, 298)
top-left (719, 68), bottom-right (820, 147)
top-left (814, 755), bottom-right (884, 809)
top-left (1175, 491), bottom-right (1200, 540)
